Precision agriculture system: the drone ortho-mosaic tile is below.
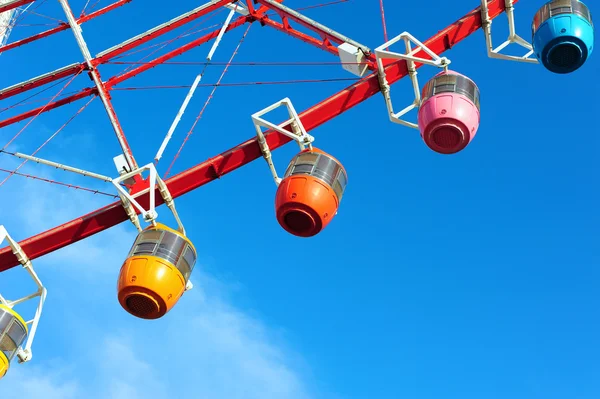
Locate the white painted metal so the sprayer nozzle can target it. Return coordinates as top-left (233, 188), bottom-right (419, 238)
top-left (154, 5), bottom-right (238, 163)
top-left (260, 0), bottom-right (371, 55)
top-left (480, 0), bottom-right (538, 63)
top-left (0, 63), bottom-right (81, 96)
top-left (0, 1), bottom-right (33, 50)
top-left (338, 42), bottom-right (369, 77)
top-left (225, 1), bottom-right (248, 15)
top-left (96, 0), bottom-right (234, 58)
top-left (374, 32), bottom-right (451, 129)
top-left (112, 163), bottom-right (186, 235)
top-left (58, 0), bottom-right (139, 171)
top-left (0, 3), bottom-right (16, 48)
top-left (251, 97), bottom-right (313, 186)
top-left (0, 225), bottom-right (47, 364)
top-left (11, 151), bottom-right (113, 181)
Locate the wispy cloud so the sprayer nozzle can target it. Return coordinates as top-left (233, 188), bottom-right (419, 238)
top-left (0, 162), bottom-right (316, 399)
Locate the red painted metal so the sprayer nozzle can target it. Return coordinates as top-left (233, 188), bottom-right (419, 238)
top-left (92, 0), bottom-right (234, 65)
top-left (0, 88), bottom-right (95, 129)
top-left (0, 0), bottom-right (34, 14)
top-left (0, 0), bottom-right (514, 271)
top-left (0, 17), bottom-right (250, 128)
top-left (254, 0), bottom-right (377, 66)
top-left (0, 64), bottom-right (84, 101)
top-left (0, 0), bottom-right (236, 101)
top-left (260, 15), bottom-right (340, 57)
top-left (105, 15), bottom-right (250, 87)
top-left (0, 0), bottom-right (132, 54)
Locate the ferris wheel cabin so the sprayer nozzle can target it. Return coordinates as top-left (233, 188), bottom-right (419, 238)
top-left (417, 70), bottom-right (481, 155)
top-left (276, 148), bottom-right (348, 237)
top-left (0, 305), bottom-right (28, 379)
top-left (117, 224), bottom-right (197, 320)
top-left (532, 0), bottom-right (594, 74)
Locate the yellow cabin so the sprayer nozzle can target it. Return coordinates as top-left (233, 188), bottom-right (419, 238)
top-left (0, 305), bottom-right (28, 379)
top-left (117, 223), bottom-right (197, 320)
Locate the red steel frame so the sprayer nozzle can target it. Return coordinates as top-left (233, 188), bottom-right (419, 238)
top-left (0, 0), bottom-right (34, 14)
top-left (0, 0), bottom-right (132, 54)
top-left (0, 0), bottom-right (515, 270)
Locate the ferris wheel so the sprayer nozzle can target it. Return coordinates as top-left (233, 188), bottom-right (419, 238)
top-left (0, 0), bottom-right (594, 381)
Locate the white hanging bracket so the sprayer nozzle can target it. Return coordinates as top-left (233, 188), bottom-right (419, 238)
top-left (374, 32), bottom-right (451, 129)
top-left (111, 163), bottom-right (186, 235)
top-left (251, 97), bottom-right (314, 186)
top-left (0, 226), bottom-right (47, 364)
top-left (480, 0), bottom-right (538, 63)
top-left (225, 1), bottom-right (248, 16)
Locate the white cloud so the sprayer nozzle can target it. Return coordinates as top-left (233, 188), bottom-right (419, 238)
top-left (0, 162), bottom-right (315, 399)
top-left (1, 276), bottom-right (313, 399)
top-left (2, 361), bottom-right (81, 399)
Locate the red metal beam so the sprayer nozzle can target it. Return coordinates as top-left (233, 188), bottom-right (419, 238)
top-left (253, 0), bottom-right (376, 66)
top-left (0, 0), bottom-right (132, 54)
top-left (92, 0), bottom-right (234, 65)
top-left (0, 0), bottom-right (514, 271)
top-left (0, 64), bottom-right (84, 101)
top-left (260, 16), bottom-right (339, 57)
top-left (0, 88), bottom-right (95, 129)
top-left (0, 0), bottom-right (234, 101)
top-left (0, 16), bottom-right (251, 128)
top-left (105, 14), bottom-right (250, 87)
top-left (0, 0), bottom-right (34, 14)
top-left (0, 1), bottom-right (276, 125)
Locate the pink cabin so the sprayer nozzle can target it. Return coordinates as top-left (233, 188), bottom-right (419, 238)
top-left (417, 70), bottom-right (481, 154)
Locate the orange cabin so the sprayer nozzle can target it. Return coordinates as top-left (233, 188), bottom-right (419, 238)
top-left (275, 147), bottom-right (348, 237)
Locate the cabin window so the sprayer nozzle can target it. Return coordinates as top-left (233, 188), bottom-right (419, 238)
top-left (129, 229), bottom-right (163, 257)
top-left (0, 333), bottom-right (17, 361)
top-left (155, 231), bottom-right (186, 266)
top-left (533, 1), bottom-right (593, 33)
top-left (176, 245), bottom-right (197, 282)
top-left (0, 315), bottom-right (25, 361)
top-left (132, 242), bottom-right (157, 256)
top-left (332, 168), bottom-right (348, 200)
top-left (6, 321), bottom-right (26, 349)
top-left (285, 152), bottom-right (318, 177)
top-left (284, 152), bottom-right (347, 199)
top-left (421, 74), bottom-right (480, 110)
top-left (312, 155), bottom-right (340, 187)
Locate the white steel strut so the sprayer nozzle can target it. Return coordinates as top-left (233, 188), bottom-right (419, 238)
top-left (154, 3), bottom-right (241, 163)
top-left (374, 32), bottom-right (451, 129)
top-left (0, 226), bottom-right (47, 363)
top-left (480, 0), bottom-right (538, 63)
top-left (251, 97), bottom-right (314, 186)
top-left (3, 150), bottom-right (185, 245)
top-left (111, 163), bottom-right (186, 235)
top-left (111, 163), bottom-right (193, 291)
top-left (7, 151), bottom-right (113, 182)
top-left (0, 1), bottom-right (33, 50)
top-left (57, 0), bottom-right (139, 171)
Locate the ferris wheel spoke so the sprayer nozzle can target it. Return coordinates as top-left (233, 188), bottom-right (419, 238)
top-left (0, 0), bottom-right (130, 54)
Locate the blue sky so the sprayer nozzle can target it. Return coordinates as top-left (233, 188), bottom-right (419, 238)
top-left (0, 0), bottom-right (598, 398)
